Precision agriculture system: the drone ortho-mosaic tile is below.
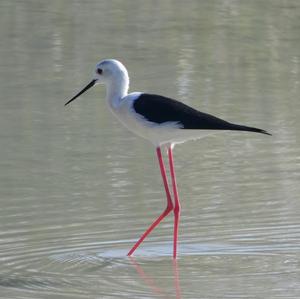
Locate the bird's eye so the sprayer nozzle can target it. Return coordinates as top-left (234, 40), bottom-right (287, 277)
top-left (97, 68), bottom-right (103, 75)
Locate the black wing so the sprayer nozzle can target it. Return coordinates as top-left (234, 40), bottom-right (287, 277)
top-left (133, 93), bottom-right (271, 135)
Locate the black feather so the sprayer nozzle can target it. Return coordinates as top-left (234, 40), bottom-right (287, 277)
top-left (133, 94), bottom-right (271, 135)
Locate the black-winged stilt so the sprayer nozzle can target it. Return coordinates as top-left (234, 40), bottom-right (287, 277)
top-left (65, 59), bottom-right (271, 259)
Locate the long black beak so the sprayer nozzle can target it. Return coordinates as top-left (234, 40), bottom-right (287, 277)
top-left (65, 79), bottom-right (97, 106)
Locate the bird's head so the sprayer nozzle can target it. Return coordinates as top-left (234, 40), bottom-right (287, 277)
top-left (65, 59), bottom-right (129, 106)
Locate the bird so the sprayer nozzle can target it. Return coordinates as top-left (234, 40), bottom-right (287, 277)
top-left (65, 59), bottom-right (271, 259)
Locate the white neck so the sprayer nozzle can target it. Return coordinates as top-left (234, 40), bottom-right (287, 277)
top-left (106, 74), bottom-right (129, 110)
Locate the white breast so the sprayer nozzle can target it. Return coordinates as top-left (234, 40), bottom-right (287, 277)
top-left (108, 92), bottom-right (215, 146)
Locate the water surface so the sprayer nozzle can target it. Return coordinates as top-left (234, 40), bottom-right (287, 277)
top-left (0, 0), bottom-right (300, 298)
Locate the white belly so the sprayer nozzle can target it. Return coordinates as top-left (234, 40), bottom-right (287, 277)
top-left (109, 92), bottom-right (217, 146)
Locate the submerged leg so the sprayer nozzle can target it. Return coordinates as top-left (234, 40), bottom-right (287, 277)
top-left (168, 145), bottom-right (181, 259)
top-left (127, 147), bottom-right (174, 256)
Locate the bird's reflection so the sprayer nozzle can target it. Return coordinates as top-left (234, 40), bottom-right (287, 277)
top-left (172, 259), bottom-right (181, 299)
top-left (129, 257), bottom-right (181, 299)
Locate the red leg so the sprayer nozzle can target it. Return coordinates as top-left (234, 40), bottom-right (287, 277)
top-left (168, 145), bottom-right (181, 259)
top-left (127, 147), bottom-right (173, 256)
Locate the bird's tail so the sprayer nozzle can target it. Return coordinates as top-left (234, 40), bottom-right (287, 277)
top-left (230, 123), bottom-right (272, 136)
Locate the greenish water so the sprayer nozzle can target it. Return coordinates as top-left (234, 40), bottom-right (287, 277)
top-left (0, 1), bottom-right (299, 298)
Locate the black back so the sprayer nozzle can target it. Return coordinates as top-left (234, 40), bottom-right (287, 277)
top-left (133, 94), bottom-right (270, 135)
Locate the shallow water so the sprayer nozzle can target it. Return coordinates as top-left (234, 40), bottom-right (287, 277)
top-left (1, 0), bottom-right (300, 298)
